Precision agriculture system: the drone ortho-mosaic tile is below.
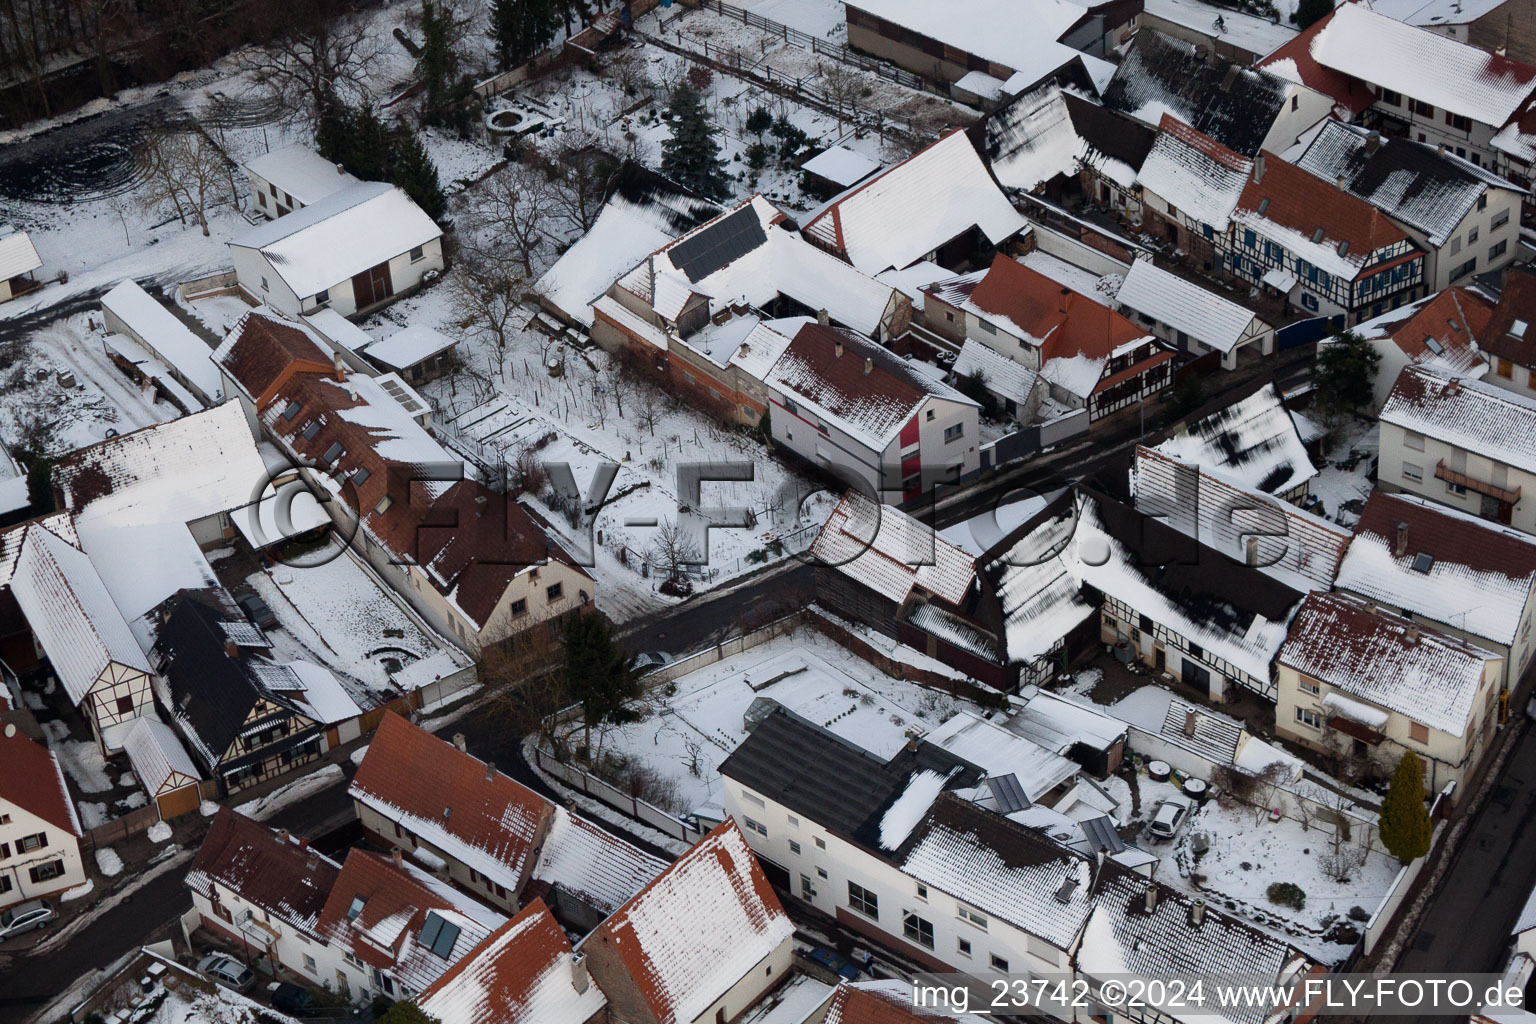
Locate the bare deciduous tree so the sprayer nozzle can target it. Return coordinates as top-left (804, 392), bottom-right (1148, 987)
top-left (550, 134), bottom-right (620, 233)
top-left (448, 254), bottom-right (524, 357)
top-left (470, 161), bottom-right (557, 277)
top-left (819, 61), bottom-right (863, 131)
top-left (635, 390), bottom-right (665, 437)
top-left (649, 518), bottom-right (703, 579)
top-left (237, 6), bottom-right (380, 126)
top-left (135, 128), bottom-right (238, 236)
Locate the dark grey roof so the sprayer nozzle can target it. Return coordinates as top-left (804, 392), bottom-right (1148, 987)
top-left (1101, 30), bottom-right (1288, 157)
top-left (668, 203), bottom-right (768, 283)
top-left (1064, 94), bottom-right (1155, 174)
top-left (1296, 121), bottom-right (1523, 247)
top-left (608, 160), bottom-right (722, 236)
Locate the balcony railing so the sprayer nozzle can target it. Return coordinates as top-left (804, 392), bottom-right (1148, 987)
top-left (1434, 460), bottom-right (1521, 504)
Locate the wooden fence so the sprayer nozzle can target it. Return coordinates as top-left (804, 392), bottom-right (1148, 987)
top-left (531, 746), bottom-right (705, 844)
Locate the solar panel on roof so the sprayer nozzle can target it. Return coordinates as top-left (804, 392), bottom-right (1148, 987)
top-left (667, 205), bottom-right (767, 283)
top-left (985, 773), bottom-right (1030, 813)
top-left (420, 911), bottom-right (460, 959)
top-left (1080, 814), bottom-right (1126, 854)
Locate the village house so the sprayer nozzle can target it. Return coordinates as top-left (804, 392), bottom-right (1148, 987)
top-left (841, 0), bottom-right (1134, 92)
top-left (155, 589), bottom-right (358, 794)
top-left (1335, 489), bottom-right (1536, 693)
top-left (1293, 3), bottom-right (1536, 186)
top-left (1275, 591), bottom-right (1502, 792)
top-left (923, 254), bottom-right (1173, 421)
top-left (357, 325), bottom-right (458, 385)
top-left (1077, 868), bottom-right (1320, 1024)
top-left (1228, 154), bottom-right (1427, 324)
top-left (800, 145), bottom-right (882, 199)
top-left (809, 491), bottom-right (1008, 686)
top-left (1133, 116), bottom-right (1252, 271)
top-left (417, 899), bottom-right (609, 1024)
top-left (227, 181), bottom-right (443, 319)
top-left (350, 714), bottom-right (663, 928)
top-left (800, 131), bottom-right (1028, 277)
top-left (311, 847), bottom-right (507, 1004)
top-left (949, 336), bottom-right (1041, 423)
top-left (577, 819), bottom-right (795, 1024)
top-left (1100, 29), bottom-right (1329, 158)
top-left (243, 144), bottom-right (360, 220)
top-left (1345, 287), bottom-right (1493, 410)
top-left (1378, 364), bottom-right (1536, 532)
top-left (1114, 257), bottom-right (1276, 369)
top-left (0, 515), bottom-right (154, 752)
top-left (1367, 0), bottom-right (1536, 63)
top-left (591, 195), bottom-right (910, 427)
top-left (0, 721), bottom-right (85, 909)
top-left (214, 310), bottom-right (594, 652)
top-left (764, 323), bottom-right (980, 501)
top-left (186, 809), bottom-right (341, 986)
top-left (1480, 265), bottom-right (1536, 400)
top-left (0, 228), bottom-right (42, 303)
top-left (1295, 121), bottom-right (1525, 291)
top-left (100, 279), bottom-right (225, 410)
top-left (719, 709), bottom-right (1096, 1007)
top-left (1148, 382), bottom-right (1320, 504)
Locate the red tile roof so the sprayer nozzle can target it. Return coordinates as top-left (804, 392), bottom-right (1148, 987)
top-left (825, 981), bottom-right (979, 1024)
top-left (1236, 154), bottom-right (1410, 256)
top-left (0, 727), bottom-right (80, 837)
top-left (349, 713), bottom-right (554, 891)
top-left (419, 898), bottom-right (606, 1024)
top-left (214, 311), bottom-right (334, 404)
top-left (1257, 6), bottom-right (1374, 117)
top-left (966, 253), bottom-right (1149, 362)
top-left (583, 820), bottom-right (793, 1024)
top-left (1483, 266), bottom-right (1536, 368)
top-left (185, 808), bottom-right (340, 933)
top-left (1157, 114), bottom-right (1250, 173)
top-left (1365, 287), bottom-right (1492, 367)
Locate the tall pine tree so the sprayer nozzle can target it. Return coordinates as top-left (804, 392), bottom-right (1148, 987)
top-left (391, 128), bottom-right (448, 222)
top-left (490, 0), bottom-right (560, 71)
top-left (561, 614), bottom-right (641, 760)
top-left (1379, 751), bottom-right (1432, 863)
top-left (417, 0), bottom-right (461, 128)
top-left (661, 83), bottom-right (728, 200)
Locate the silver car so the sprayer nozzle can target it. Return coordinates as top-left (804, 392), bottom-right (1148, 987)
top-left (197, 953), bottom-right (256, 992)
top-left (0, 899), bottom-right (54, 939)
top-left (1148, 795), bottom-right (1193, 841)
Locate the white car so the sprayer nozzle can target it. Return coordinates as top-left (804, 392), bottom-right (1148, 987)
top-left (197, 953), bottom-right (256, 992)
top-left (1148, 795), bottom-right (1193, 841)
top-left (0, 899), bottom-right (53, 940)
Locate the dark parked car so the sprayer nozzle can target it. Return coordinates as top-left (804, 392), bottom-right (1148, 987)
top-left (235, 591), bottom-right (278, 630)
top-left (272, 982), bottom-right (315, 1013)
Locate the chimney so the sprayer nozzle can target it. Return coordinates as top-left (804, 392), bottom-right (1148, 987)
top-left (1253, 153), bottom-right (1266, 185)
top-left (453, 733), bottom-right (467, 752)
top-left (1437, 143), bottom-right (1449, 157)
top-left (1190, 898), bottom-right (1206, 926)
top-left (333, 350), bottom-right (347, 383)
top-left (1245, 535), bottom-right (1260, 567)
top-left (1406, 625), bottom-right (1420, 643)
top-left (336, 163), bottom-right (347, 175)
top-left (1365, 131), bottom-right (1383, 154)
top-left (306, 854), bottom-right (319, 871)
top-left (1144, 883), bottom-right (1159, 913)
top-left (1183, 709), bottom-right (1198, 736)
top-left (863, 357), bottom-right (873, 376)
top-left (1395, 521), bottom-right (1409, 556)
top-left (475, 494), bottom-right (489, 518)
top-left (905, 730), bottom-right (920, 752)
top-left (391, 848), bottom-right (403, 868)
top-left (817, 308), bottom-right (830, 326)
top-left (224, 639), bottom-right (239, 659)
top-left (485, 761), bottom-right (496, 781)
top-left (1335, 174), bottom-right (1348, 190)
top-left (834, 337), bottom-right (844, 358)
top-left (276, 828), bottom-right (290, 844)
top-left (571, 951), bottom-right (590, 994)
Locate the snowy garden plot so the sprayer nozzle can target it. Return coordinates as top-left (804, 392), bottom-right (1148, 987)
top-left (1307, 416), bottom-right (1378, 527)
top-left (578, 627), bottom-right (974, 815)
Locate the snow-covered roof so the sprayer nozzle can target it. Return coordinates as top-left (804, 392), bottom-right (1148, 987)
top-left (122, 715), bottom-right (199, 796)
top-left (186, 809), bottom-right (342, 935)
top-left (0, 719), bottom-right (81, 837)
top-left (1515, 881), bottom-right (1536, 936)
top-left (1335, 490), bottom-right (1536, 647)
top-left (1009, 686), bottom-right (1128, 754)
top-left (726, 318), bottom-right (802, 381)
top-left (952, 338), bottom-right (1039, 406)
top-left (1381, 364), bottom-right (1536, 476)
top-left (101, 279), bottom-right (223, 401)
top-left (531, 805), bottom-right (665, 915)
top-left (1079, 870), bottom-right (1304, 1024)
top-left (802, 131), bottom-right (1028, 274)
top-left (824, 981), bottom-right (989, 1024)
top-left (1310, 3), bottom-right (1536, 127)
top-left (1153, 382), bottom-right (1317, 494)
top-left (419, 900), bottom-right (607, 1024)
top-left (582, 820), bottom-right (794, 1024)
top-left (802, 145), bottom-right (881, 187)
top-left (1280, 591), bottom-right (1495, 737)
top-left (1133, 446), bottom-right (1349, 592)
top-left (1367, 0), bottom-right (1513, 26)
top-left (844, 0), bottom-right (1088, 88)
top-left (302, 307), bottom-right (375, 352)
top-left (986, 498), bottom-right (1099, 664)
top-left (244, 145), bottom-right (360, 207)
top-left (286, 660), bottom-right (362, 724)
top-left (809, 491), bottom-right (976, 605)
top-left (901, 793), bottom-right (1094, 949)
top-left (1351, 287), bottom-right (1492, 379)
top-left (1142, 0), bottom-right (1297, 56)
top-left (767, 324), bottom-right (976, 450)
top-left (983, 83), bottom-right (1086, 193)
top-left (8, 523), bottom-right (149, 705)
top-left (362, 324), bottom-right (457, 370)
top-left (229, 182), bottom-right (442, 299)
top-left (1135, 116), bottom-right (1252, 231)
top-left (922, 711), bottom-right (1080, 802)
top-left (1116, 258), bottom-right (1259, 353)
top-left (875, 261), bottom-right (949, 302)
top-left (1297, 121), bottom-right (1525, 247)
top-left (0, 229), bottom-right (42, 279)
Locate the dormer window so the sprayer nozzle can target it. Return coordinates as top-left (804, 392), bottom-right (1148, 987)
top-left (281, 401), bottom-right (303, 421)
top-left (301, 421), bottom-right (321, 440)
top-left (352, 468), bottom-right (371, 486)
top-left (321, 442), bottom-right (345, 465)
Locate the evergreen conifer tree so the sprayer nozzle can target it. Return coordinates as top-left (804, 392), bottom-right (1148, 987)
top-left (1379, 751), bottom-right (1432, 863)
top-left (390, 128), bottom-right (448, 221)
top-left (490, 0), bottom-right (560, 70)
top-left (661, 83), bottom-right (728, 200)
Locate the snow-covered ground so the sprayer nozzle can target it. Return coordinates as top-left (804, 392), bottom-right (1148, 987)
top-left (1308, 415), bottom-right (1377, 527)
top-left (233, 763), bottom-right (346, 820)
top-left (740, 0), bottom-right (849, 39)
top-left (40, 720), bottom-right (113, 794)
top-left (578, 625), bottom-right (976, 815)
